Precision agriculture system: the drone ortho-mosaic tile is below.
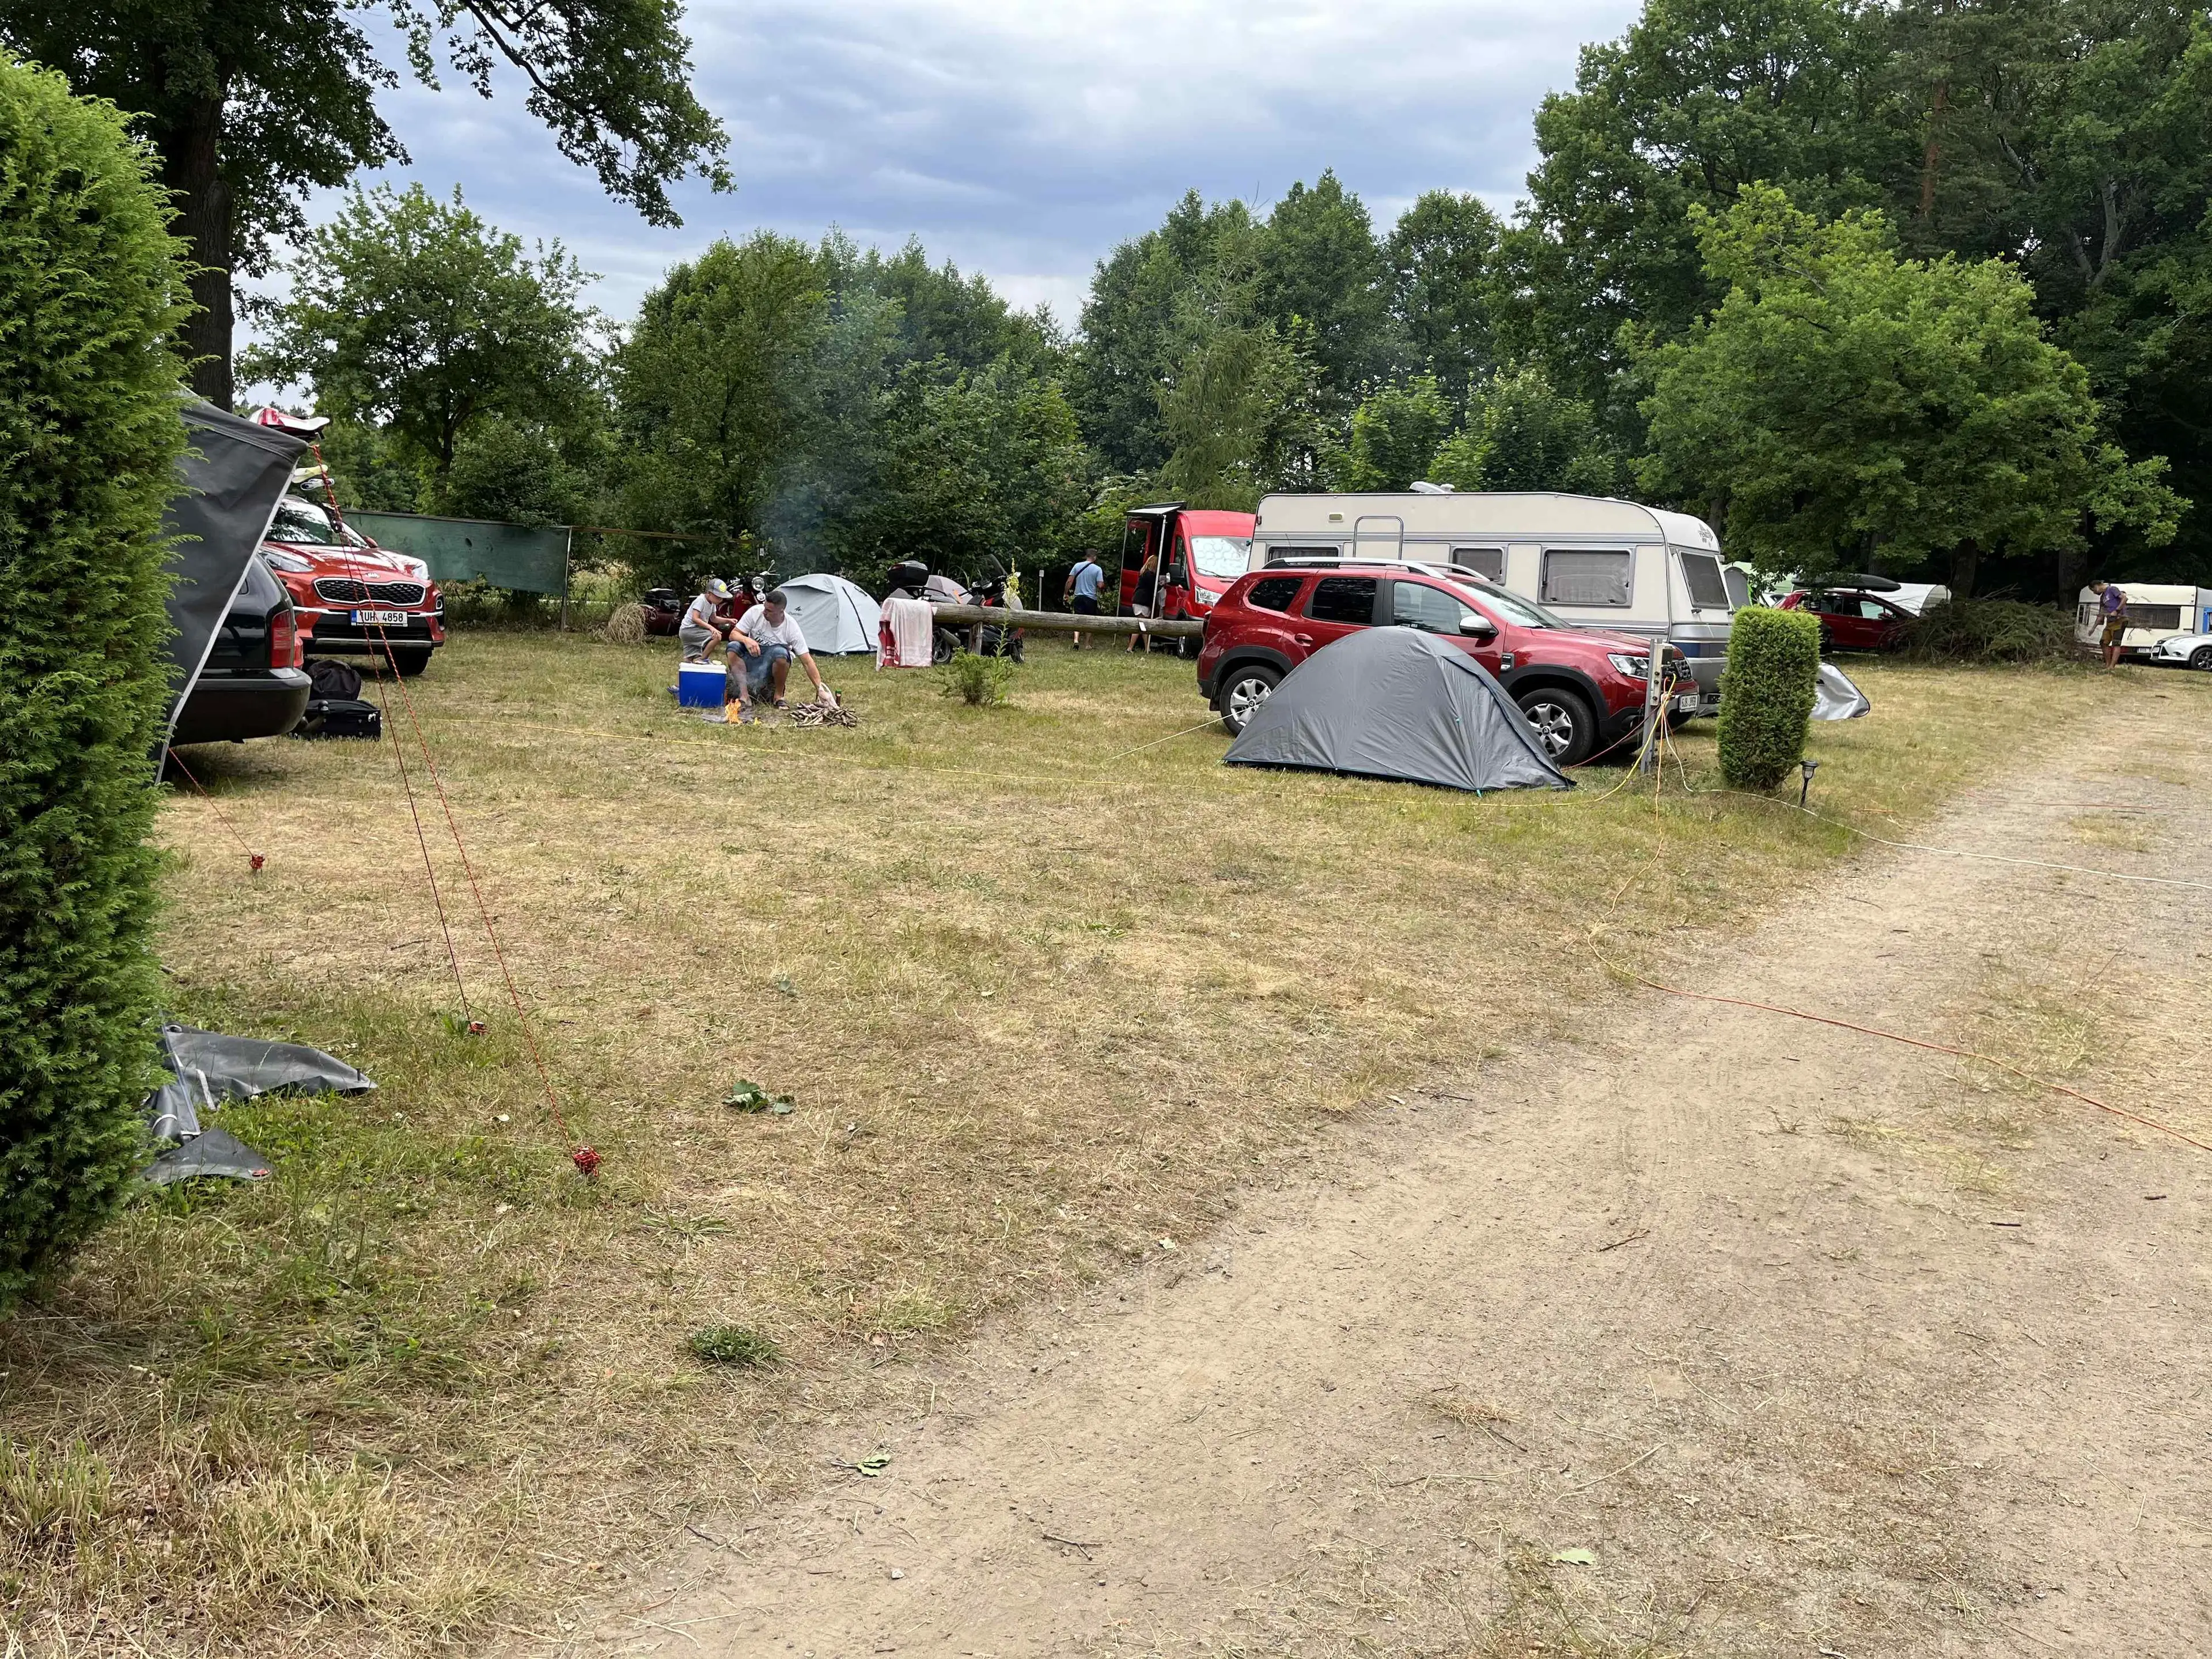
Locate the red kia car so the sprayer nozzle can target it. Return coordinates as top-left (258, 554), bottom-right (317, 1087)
top-left (1778, 587), bottom-right (1912, 653)
top-left (1197, 560), bottom-right (1688, 765)
top-left (259, 495), bottom-right (446, 676)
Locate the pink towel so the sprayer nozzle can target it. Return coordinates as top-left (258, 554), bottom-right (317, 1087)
top-left (881, 596), bottom-right (934, 668)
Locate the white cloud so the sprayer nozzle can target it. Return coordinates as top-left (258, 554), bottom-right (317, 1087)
top-left (259, 0), bottom-right (1639, 329)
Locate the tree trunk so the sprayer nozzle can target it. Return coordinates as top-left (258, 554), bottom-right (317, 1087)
top-left (163, 93), bottom-right (234, 410)
top-left (1918, 82), bottom-right (1949, 222)
top-left (1949, 539), bottom-right (1980, 600)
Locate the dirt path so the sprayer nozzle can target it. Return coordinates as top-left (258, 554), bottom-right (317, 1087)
top-left (563, 696), bottom-right (2212, 1658)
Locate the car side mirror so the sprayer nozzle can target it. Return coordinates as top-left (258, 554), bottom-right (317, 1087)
top-left (1167, 560), bottom-right (1189, 586)
top-left (1460, 618), bottom-right (1497, 640)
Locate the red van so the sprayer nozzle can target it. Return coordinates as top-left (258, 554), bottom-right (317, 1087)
top-left (1197, 558), bottom-right (1688, 765)
top-left (1118, 504), bottom-right (1256, 623)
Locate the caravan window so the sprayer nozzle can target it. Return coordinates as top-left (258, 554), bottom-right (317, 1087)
top-left (1541, 549), bottom-right (1633, 607)
top-left (1449, 546), bottom-right (1505, 581)
top-left (1722, 565), bottom-right (1751, 609)
top-left (1677, 551), bottom-right (1730, 611)
top-left (1263, 544), bottom-right (1343, 565)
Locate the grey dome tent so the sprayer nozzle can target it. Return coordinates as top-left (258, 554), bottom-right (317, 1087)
top-left (779, 572), bottom-right (881, 655)
top-left (1224, 627), bottom-right (1573, 794)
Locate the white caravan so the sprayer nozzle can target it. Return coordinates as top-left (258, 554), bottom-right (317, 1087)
top-left (1249, 492), bottom-right (1735, 711)
top-left (2075, 584), bottom-right (2212, 657)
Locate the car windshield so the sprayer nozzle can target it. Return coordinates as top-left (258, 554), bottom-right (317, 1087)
top-left (268, 499), bottom-right (343, 546)
top-left (1187, 535), bottom-right (1251, 579)
top-left (1445, 576), bottom-right (1562, 630)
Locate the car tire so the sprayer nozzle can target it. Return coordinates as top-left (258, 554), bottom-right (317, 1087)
top-left (1817, 623), bottom-right (1836, 656)
top-left (2192, 646), bottom-right (2212, 671)
top-left (391, 648), bottom-right (433, 677)
top-left (1216, 663), bottom-right (1281, 736)
top-left (1515, 685), bottom-right (1597, 767)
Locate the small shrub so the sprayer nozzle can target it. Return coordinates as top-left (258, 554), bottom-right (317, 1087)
top-left (1717, 607), bottom-right (1821, 791)
top-left (1903, 597), bottom-right (2075, 664)
top-left (938, 649), bottom-right (1016, 707)
top-left (1, 1438), bottom-right (112, 1553)
top-left (688, 1325), bottom-right (781, 1367)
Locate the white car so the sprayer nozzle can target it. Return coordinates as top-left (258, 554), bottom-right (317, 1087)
top-left (2148, 631), bottom-right (2212, 670)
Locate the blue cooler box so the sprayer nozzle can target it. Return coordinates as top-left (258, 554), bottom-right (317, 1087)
top-left (677, 661), bottom-right (728, 708)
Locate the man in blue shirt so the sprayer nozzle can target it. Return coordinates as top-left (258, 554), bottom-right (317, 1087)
top-left (1063, 552), bottom-right (1105, 650)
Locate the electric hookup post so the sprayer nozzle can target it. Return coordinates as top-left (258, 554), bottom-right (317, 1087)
top-left (1641, 646), bottom-right (1665, 774)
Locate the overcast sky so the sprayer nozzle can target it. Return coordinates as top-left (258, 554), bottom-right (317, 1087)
top-left (282, 0), bottom-right (1641, 329)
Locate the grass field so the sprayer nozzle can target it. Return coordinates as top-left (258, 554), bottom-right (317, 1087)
top-left (0, 631), bottom-right (2160, 1654)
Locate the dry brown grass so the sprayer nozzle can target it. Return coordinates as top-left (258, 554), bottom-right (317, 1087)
top-left (0, 636), bottom-right (2165, 1654)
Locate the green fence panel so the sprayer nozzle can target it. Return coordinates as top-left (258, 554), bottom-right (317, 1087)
top-left (350, 511), bottom-right (570, 594)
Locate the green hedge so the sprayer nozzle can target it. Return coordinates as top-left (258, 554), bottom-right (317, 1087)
top-left (1717, 605), bottom-right (1821, 791)
top-left (1, 59), bottom-right (193, 1306)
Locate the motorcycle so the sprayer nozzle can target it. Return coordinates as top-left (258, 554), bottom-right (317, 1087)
top-left (884, 560), bottom-right (976, 664)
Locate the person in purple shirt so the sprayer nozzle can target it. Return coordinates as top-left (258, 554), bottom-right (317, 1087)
top-left (2092, 579), bottom-right (2128, 668)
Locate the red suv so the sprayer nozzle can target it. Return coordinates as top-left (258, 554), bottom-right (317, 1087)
top-left (1198, 562), bottom-right (1687, 765)
top-left (1778, 587), bottom-right (1911, 653)
top-left (259, 494), bottom-right (447, 676)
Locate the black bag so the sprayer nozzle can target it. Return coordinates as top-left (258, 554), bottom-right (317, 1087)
top-left (307, 658), bottom-right (363, 700)
top-left (296, 698), bottom-right (381, 740)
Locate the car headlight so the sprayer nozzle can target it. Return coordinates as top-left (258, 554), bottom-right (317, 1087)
top-left (262, 548), bottom-right (313, 573)
top-left (1607, 652), bottom-right (1650, 678)
top-left (1191, 586), bottom-right (1217, 607)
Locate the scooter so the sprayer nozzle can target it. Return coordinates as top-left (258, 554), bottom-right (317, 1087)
top-left (969, 569), bottom-right (1024, 662)
top-left (884, 560), bottom-right (974, 664)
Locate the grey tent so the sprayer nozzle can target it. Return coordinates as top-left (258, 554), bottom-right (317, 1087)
top-left (1225, 627), bottom-right (1574, 793)
top-left (160, 404), bottom-right (306, 746)
top-left (779, 572), bottom-right (881, 654)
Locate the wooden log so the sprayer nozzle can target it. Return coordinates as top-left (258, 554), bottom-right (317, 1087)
top-left (926, 602), bottom-right (1205, 639)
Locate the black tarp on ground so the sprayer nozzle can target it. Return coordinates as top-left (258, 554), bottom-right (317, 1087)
top-left (143, 1025), bottom-right (375, 1182)
top-left (160, 403), bottom-right (307, 747)
top-left (1225, 627), bottom-right (1574, 794)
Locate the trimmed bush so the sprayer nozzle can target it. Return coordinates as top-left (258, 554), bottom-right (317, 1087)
top-left (1717, 606), bottom-right (1821, 791)
top-left (1, 59), bottom-right (194, 1307)
top-left (1903, 597), bottom-right (2075, 664)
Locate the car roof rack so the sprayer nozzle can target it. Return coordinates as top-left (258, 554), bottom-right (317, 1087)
top-left (1261, 553), bottom-right (1499, 584)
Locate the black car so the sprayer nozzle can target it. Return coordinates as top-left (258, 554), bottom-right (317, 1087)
top-left (170, 556), bottom-right (313, 746)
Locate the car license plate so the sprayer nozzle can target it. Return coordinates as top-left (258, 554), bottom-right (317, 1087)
top-left (1675, 692), bottom-right (1700, 714)
top-left (353, 609), bottom-right (410, 627)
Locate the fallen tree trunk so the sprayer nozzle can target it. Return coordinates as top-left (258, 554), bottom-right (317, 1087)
top-left (927, 603), bottom-right (1205, 639)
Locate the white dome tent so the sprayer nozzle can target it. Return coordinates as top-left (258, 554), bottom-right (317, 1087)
top-left (777, 573), bottom-right (881, 655)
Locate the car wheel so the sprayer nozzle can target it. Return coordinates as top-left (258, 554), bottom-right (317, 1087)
top-left (1217, 663), bottom-right (1281, 735)
top-left (1515, 685), bottom-right (1597, 767)
top-left (391, 648), bottom-right (433, 677)
top-left (2192, 646), bottom-right (2212, 671)
top-left (1817, 623), bottom-right (1836, 656)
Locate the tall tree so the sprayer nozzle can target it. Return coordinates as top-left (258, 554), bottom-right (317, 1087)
top-left (1429, 367), bottom-right (1625, 495)
top-left (2, 0), bottom-right (726, 407)
top-left (1254, 169), bottom-right (1400, 404)
top-left (1386, 190), bottom-right (1503, 404)
top-left (1514, 0), bottom-right (1905, 406)
top-left (244, 184), bottom-right (596, 490)
top-left (1637, 187), bottom-right (2179, 592)
top-left (1154, 315), bottom-right (1327, 511)
top-left (1883, 0), bottom-right (2212, 577)
top-left (612, 232), bottom-right (827, 552)
top-left (1339, 376), bottom-right (1454, 491)
top-left (1073, 191), bottom-right (1263, 474)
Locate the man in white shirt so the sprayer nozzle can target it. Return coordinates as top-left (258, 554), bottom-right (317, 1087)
top-left (727, 588), bottom-right (838, 717)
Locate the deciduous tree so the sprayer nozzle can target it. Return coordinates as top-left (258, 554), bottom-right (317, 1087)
top-left (1637, 186), bottom-right (2179, 592)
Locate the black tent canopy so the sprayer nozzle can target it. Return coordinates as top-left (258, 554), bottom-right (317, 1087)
top-left (1224, 627), bottom-right (1574, 794)
top-left (160, 403), bottom-right (306, 746)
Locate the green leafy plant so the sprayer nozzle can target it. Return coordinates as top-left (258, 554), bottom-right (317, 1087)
top-left (687, 1325), bottom-right (781, 1367)
top-left (1902, 599), bottom-right (2077, 665)
top-left (722, 1080), bottom-right (794, 1115)
top-left (1717, 607), bottom-right (1822, 791)
top-left (1, 57), bottom-right (193, 1308)
top-left (938, 650), bottom-right (1017, 707)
